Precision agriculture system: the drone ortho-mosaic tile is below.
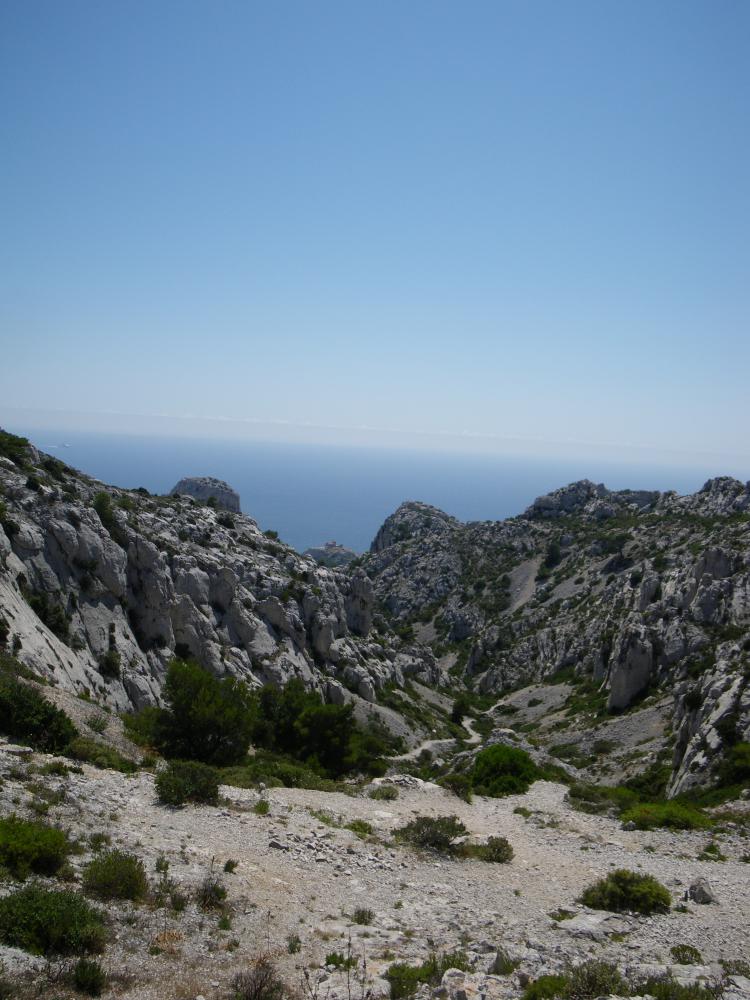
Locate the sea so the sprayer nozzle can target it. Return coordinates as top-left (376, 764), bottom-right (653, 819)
top-left (8, 428), bottom-right (741, 554)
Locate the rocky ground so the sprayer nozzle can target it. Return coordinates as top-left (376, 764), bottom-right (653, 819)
top-left (2, 732), bottom-right (749, 1000)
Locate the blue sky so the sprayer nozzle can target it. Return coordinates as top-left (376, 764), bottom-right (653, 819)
top-left (1, 1), bottom-right (748, 466)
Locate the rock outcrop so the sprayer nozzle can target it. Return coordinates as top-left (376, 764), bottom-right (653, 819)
top-left (170, 476), bottom-right (241, 512)
top-left (0, 434), bottom-right (439, 718)
top-left (303, 540), bottom-right (358, 567)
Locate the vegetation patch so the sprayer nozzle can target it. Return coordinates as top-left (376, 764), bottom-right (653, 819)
top-left (73, 957), bottom-right (107, 997)
top-left (620, 801), bottom-right (711, 831)
top-left (155, 759), bottom-right (219, 806)
top-left (464, 835), bottom-right (514, 864)
top-left (471, 744), bottom-right (540, 797)
top-left (670, 944), bottom-right (702, 965)
top-left (0, 884), bottom-right (106, 956)
top-left (386, 951), bottom-right (471, 999)
top-left (0, 654), bottom-right (77, 751)
top-left (83, 849), bottom-right (148, 902)
top-left (579, 869), bottom-right (671, 914)
top-left (67, 736), bottom-right (137, 773)
top-left (0, 815), bottom-right (72, 879)
top-left (393, 815), bottom-right (467, 855)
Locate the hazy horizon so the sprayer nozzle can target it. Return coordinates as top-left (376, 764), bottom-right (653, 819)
top-left (1, 417), bottom-right (746, 553)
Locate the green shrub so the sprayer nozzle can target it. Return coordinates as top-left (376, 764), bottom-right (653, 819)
top-left (440, 773), bottom-right (473, 802)
top-left (469, 835), bottom-right (514, 864)
top-left (670, 944), bottom-right (702, 965)
top-left (566, 781), bottom-right (637, 815)
top-left (369, 784), bottom-right (398, 800)
top-left (522, 961), bottom-right (625, 1000)
top-left (73, 957), bottom-right (107, 996)
top-left (352, 906), bottom-right (374, 925)
top-left (149, 659), bottom-right (255, 766)
top-left (0, 884), bottom-right (105, 955)
top-left (326, 951), bottom-right (357, 970)
top-left (0, 815), bottom-right (71, 879)
top-left (196, 873), bottom-right (226, 910)
top-left (249, 678), bottom-right (396, 778)
top-left (0, 656), bottom-right (77, 751)
top-left (393, 815), bottom-right (467, 855)
top-left (155, 759), bottom-right (219, 806)
top-left (580, 869), bottom-right (671, 914)
top-left (471, 744), bottom-right (540, 797)
top-left (634, 976), bottom-right (720, 1000)
top-left (621, 801), bottom-right (711, 831)
top-left (287, 933), bottom-right (301, 954)
top-left (24, 590), bottom-right (70, 643)
top-left (0, 429), bottom-right (31, 466)
top-left (386, 952), bottom-right (471, 1000)
top-left (83, 849), bottom-right (148, 901)
top-left (253, 798), bottom-right (270, 815)
top-left (566, 960), bottom-right (625, 999)
top-left (522, 975), bottom-right (570, 1000)
top-left (346, 819), bottom-right (373, 838)
top-left (67, 736), bottom-right (137, 773)
top-left (720, 742), bottom-right (750, 784)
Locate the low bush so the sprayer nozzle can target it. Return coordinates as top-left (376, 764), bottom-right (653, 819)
top-left (83, 849), bottom-right (148, 902)
top-left (522, 975), bottom-right (570, 1000)
top-left (621, 801), bottom-right (711, 831)
top-left (196, 873), bottom-right (227, 910)
top-left (468, 835), bottom-right (514, 864)
top-left (566, 781), bottom-right (636, 816)
top-left (73, 957), bottom-right (107, 996)
top-left (231, 956), bottom-right (287, 1000)
top-left (634, 976), bottom-right (720, 1000)
top-left (0, 815), bottom-right (71, 879)
top-left (369, 784), bottom-right (398, 801)
top-left (155, 759), bottom-right (219, 806)
top-left (566, 960), bottom-right (625, 999)
top-left (670, 944), bottom-right (702, 965)
top-left (440, 773), bottom-right (473, 802)
top-left (346, 819), bottom-right (373, 838)
top-left (386, 951), bottom-right (471, 999)
top-left (720, 742), bottom-right (750, 784)
top-left (352, 906), bottom-right (374, 925)
top-left (580, 868), bottom-right (671, 914)
top-left (0, 884), bottom-right (106, 955)
top-left (0, 655), bottom-right (78, 751)
top-left (67, 736), bottom-right (137, 773)
top-left (326, 951), bottom-right (357, 970)
top-left (393, 815), bottom-right (467, 855)
top-left (471, 744), bottom-right (540, 797)
top-left (522, 961), bottom-right (625, 1000)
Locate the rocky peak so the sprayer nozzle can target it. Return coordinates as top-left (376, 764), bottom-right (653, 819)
top-left (525, 479), bottom-right (659, 520)
top-left (170, 476), bottom-right (240, 512)
top-left (370, 501), bottom-right (458, 553)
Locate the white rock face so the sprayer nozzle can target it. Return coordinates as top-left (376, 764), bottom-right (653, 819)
top-left (170, 476), bottom-right (241, 512)
top-left (0, 439), bottom-right (440, 715)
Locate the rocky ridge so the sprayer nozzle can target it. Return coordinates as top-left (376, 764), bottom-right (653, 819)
top-left (0, 434), bottom-right (439, 720)
top-left (361, 479), bottom-right (750, 796)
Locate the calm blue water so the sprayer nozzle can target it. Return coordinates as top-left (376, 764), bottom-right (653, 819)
top-left (10, 428), bottom-right (735, 553)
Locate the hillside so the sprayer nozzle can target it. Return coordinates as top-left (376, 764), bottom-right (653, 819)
top-left (361, 480), bottom-right (750, 796)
